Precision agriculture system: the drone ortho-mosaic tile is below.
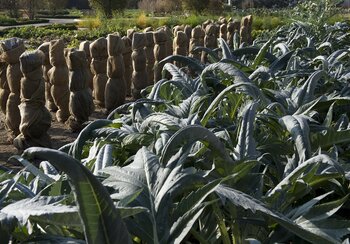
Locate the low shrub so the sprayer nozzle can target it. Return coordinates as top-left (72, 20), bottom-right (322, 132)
top-left (77, 17), bottom-right (102, 29)
top-left (0, 17), bottom-right (50, 26)
top-left (0, 15), bottom-right (17, 26)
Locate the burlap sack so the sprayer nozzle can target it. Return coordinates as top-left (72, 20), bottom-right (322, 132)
top-left (105, 75), bottom-right (126, 112)
top-left (0, 61), bottom-right (9, 114)
top-left (49, 39), bottom-right (67, 66)
top-left (218, 16), bottom-right (227, 24)
top-left (174, 31), bottom-right (188, 67)
top-left (127, 29), bottom-right (136, 40)
top-left (79, 41), bottom-right (91, 60)
top-left (240, 16), bottom-right (251, 45)
top-left (173, 25), bottom-right (183, 36)
top-left (163, 26), bottom-right (173, 58)
top-left (153, 30), bottom-right (167, 83)
top-left (184, 25), bottom-right (192, 42)
top-left (90, 38), bottom-right (107, 59)
top-left (66, 50), bottom-right (94, 132)
top-left (202, 19), bottom-right (213, 30)
top-left (107, 34), bottom-right (124, 76)
top-left (131, 33), bottom-right (147, 99)
top-left (79, 41), bottom-right (93, 90)
top-left (107, 34), bottom-right (122, 57)
top-left (6, 93), bottom-right (21, 140)
top-left (105, 34), bottom-right (126, 112)
top-left (174, 31), bottom-right (188, 56)
top-left (189, 26), bottom-right (204, 61)
top-left (0, 38), bottom-right (25, 141)
top-left (48, 39), bottom-right (70, 123)
top-left (91, 58), bottom-right (107, 74)
top-left (227, 22), bottom-right (235, 48)
top-left (144, 31), bottom-right (155, 85)
top-left (0, 38), bottom-right (25, 64)
top-left (220, 23), bottom-right (227, 41)
top-left (106, 54), bottom-right (124, 79)
top-left (132, 72), bottom-right (147, 91)
top-left (90, 38), bottom-right (108, 107)
top-left (122, 36), bottom-right (132, 96)
top-left (92, 74), bottom-right (107, 107)
top-left (202, 24), bottom-right (218, 63)
top-left (14, 50), bottom-right (51, 150)
top-left (38, 42), bottom-right (57, 112)
top-left (7, 63), bottom-right (22, 93)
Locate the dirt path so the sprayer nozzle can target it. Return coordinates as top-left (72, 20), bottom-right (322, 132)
top-left (0, 108), bottom-right (106, 169)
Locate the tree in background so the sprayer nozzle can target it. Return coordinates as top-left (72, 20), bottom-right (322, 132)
top-left (21, 0), bottom-right (41, 19)
top-left (44, 0), bottom-right (69, 14)
top-left (138, 0), bottom-right (181, 13)
top-left (182, 0), bottom-right (210, 13)
top-left (88, 0), bottom-right (129, 18)
top-left (138, 0), bottom-right (156, 13)
top-left (128, 0), bottom-right (139, 9)
top-left (208, 0), bottom-right (224, 13)
top-left (0, 0), bottom-right (21, 18)
top-left (155, 0), bottom-right (181, 13)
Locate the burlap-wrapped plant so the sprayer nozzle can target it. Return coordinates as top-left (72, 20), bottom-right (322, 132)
top-left (90, 37), bottom-right (108, 107)
top-left (47, 39), bottom-right (70, 123)
top-left (127, 29), bottom-right (136, 40)
top-left (144, 27), bottom-right (153, 32)
top-left (202, 24), bottom-right (218, 63)
top-left (79, 41), bottom-right (93, 90)
top-left (189, 25), bottom-right (205, 61)
top-left (172, 25), bottom-right (183, 52)
top-left (0, 59), bottom-right (9, 114)
top-left (38, 42), bottom-right (57, 112)
top-left (105, 34), bottom-right (126, 113)
top-left (66, 49), bottom-right (94, 132)
top-left (144, 31), bottom-right (155, 85)
top-left (14, 50), bottom-right (51, 150)
top-left (163, 26), bottom-right (173, 58)
top-left (0, 38), bottom-right (25, 141)
top-left (131, 33), bottom-right (147, 99)
top-left (202, 19), bottom-right (213, 31)
top-left (227, 20), bottom-right (241, 48)
top-left (240, 15), bottom-right (253, 45)
top-left (184, 25), bottom-right (192, 43)
top-left (153, 29), bottom-right (167, 83)
top-left (173, 31), bottom-right (189, 67)
top-left (122, 36), bottom-right (132, 96)
top-left (173, 25), bottom-right (183, 37)
top-left (220, 23), bottom-right (227, 41)
top-left (218, 16), bottom-right (227, 24)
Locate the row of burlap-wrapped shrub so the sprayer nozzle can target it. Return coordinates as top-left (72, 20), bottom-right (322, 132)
top-left (0, 16), bottom-right (253, 149)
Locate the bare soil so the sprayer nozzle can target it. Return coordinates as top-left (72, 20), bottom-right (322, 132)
top-left (0, 108), bottom-right (106, 169)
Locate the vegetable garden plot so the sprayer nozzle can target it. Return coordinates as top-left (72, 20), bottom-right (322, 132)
top-left (1, 21), bottom-right (350, 243)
